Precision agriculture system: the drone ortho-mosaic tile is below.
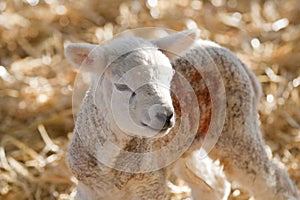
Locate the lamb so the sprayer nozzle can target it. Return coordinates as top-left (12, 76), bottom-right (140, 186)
top-left (65, 29), bottom-right (300, 200)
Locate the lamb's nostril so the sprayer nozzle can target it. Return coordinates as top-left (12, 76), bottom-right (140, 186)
top-left (167, 112), bottom-right (173, 121)
top-left (164, 112), bottom-right (174, 128)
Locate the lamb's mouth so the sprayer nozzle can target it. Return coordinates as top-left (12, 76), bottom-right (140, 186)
top-left (140, 122), bottom-right (169, 132)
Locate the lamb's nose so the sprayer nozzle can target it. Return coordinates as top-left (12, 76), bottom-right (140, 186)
top-left (156, 110), bottom-right (174, 128)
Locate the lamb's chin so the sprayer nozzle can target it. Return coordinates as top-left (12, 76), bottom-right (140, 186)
top-left (139, 123), bottom-right (172, 138)
top-left (122, 127), bottom-right (170, 139)
top-left (155, 128), bottom-right (172, 138)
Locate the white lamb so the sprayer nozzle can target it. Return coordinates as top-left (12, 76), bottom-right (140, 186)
top-left (65, 29), bottom-right (300, 200)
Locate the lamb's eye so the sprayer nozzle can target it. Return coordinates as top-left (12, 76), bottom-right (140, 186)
top-left (114, 83), bottom-right (131, 92)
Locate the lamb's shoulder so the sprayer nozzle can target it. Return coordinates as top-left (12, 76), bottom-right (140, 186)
top-left (68, 93), bottom-right (121, 196)
top-left (192, 39), bottom-right (261, 100)
top-left (172, 39), bottom-right (259, 103)
top-left (176, 39), bottom-right (261, 118)
top-left (67, 130), bottom-right (120, 197)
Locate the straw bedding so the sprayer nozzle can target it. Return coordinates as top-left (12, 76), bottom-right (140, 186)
top-left (0, 0), bottom-right (299, 199)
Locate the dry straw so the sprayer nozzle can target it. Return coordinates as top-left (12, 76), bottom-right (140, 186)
top-left (0, 0), bottom-right (299, 199)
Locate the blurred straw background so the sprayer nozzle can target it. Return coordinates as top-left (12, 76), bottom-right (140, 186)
top-left (0, 0), bottom-right (299, 199)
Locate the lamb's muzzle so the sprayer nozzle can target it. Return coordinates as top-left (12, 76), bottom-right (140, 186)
top-left (142, 103), bottom-right (174, 131)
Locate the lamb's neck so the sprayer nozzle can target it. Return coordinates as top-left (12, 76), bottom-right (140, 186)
top-left (77, 91), bottom-right (187, 172)
top-left (82, 91), bottom-right (133, 147)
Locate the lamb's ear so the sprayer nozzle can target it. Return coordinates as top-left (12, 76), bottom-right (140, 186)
top-left (65, 43), bottom-right (105, 72)
top-left (152, 29), bottom-right (200, 60)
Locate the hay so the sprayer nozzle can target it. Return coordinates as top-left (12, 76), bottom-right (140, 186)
top-left (0, 0), bottom-right (299, 199)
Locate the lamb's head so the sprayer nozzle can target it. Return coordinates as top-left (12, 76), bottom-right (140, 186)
top-left (108, 45), bottom-right (175, 133)
top-left (65, 29), bottom-right (199, 137)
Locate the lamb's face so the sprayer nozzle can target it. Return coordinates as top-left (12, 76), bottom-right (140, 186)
top-left (101, 48), bottom-right (175, 137)
top-left (65, 29), bottom-right (199, 137)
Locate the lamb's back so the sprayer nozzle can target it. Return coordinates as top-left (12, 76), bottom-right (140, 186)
top-left (171, 40), bottom-right (261, 141)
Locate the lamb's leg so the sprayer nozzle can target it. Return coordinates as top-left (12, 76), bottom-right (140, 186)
top-left (211, 125), bottom-right (300, 200)
top-left (173, 151), bottom-right (231, 200)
